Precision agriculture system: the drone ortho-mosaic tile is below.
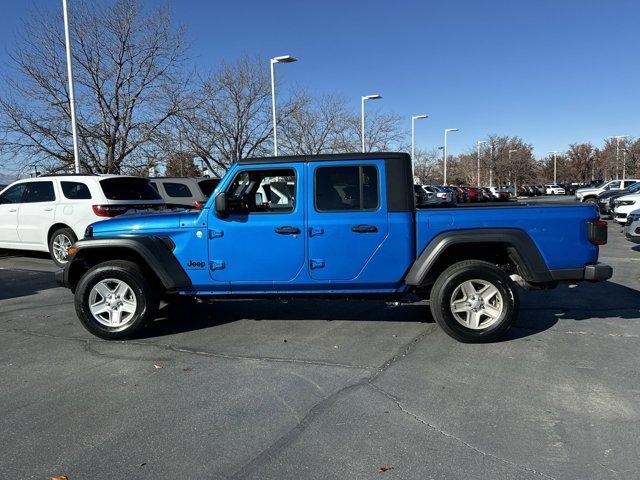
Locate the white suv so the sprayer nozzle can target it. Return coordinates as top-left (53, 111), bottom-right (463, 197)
top-left (545, 184), bottom-right (566, 195)
top-left (613, 193), bottom-right (640, 225)
top-left (0, 175), bottom-right (164, 266)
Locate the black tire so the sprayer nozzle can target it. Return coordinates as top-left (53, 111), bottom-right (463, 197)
top-left (74, 260), bottom-right (158, 340)
top-left (49, 227), bottom-right (77, 267)
top-left (584, 197), bottom-right (597, 204)
top-left (429, 260), bottom-right (519, 343)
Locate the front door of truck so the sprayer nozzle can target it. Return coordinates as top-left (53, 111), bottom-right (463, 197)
top-left (208, 165), bottom-right (305, 290)
top-left (307, 160), bottom-right (388, 281)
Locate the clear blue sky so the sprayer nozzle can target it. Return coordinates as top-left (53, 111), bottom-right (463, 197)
top-left (1, 0), bottom-right (639, 161)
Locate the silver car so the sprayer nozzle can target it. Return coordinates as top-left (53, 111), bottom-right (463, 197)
top-left (624, 210), bottom-right (640, 244)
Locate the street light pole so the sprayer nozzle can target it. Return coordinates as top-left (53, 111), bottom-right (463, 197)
top-left (610, 136), bottom-right (628, 179)
top-left (62, 0), bottom-right (80, 174)
top-left (476, 140), bottom-right (487, 187)
top-left (489, 145), bottom-right (495, 187)
top-left (549, 151), bottom-right (560, 184)
top-left (509, 149), bottom-right (518, 195)
top-left (411, 114), bottom-right (428, 181)
top-left (623, 149), bottom-right (628, 179)
top-left (443, 128), bottom-right (459, 185)
top-left (361, 95), bottom-right (382, 152)
top-left (270, 55), bottom-right (297, 156)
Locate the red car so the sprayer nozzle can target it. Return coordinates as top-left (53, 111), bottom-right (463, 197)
top-left (463, 186), bottom-right (482, 202)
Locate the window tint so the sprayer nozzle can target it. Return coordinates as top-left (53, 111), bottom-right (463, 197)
top-left (0, 184), bottom-right (26, 204)
top-left (23, 181), bottom-right (55, 203)
top-left (198, 179), bottom-right (220, 197)
top-left (163, 182), bottom-right (193, 198)
top-left (623, 180), bottom-right (636, 188)
top-left (606, 181), bottom-right (621, 190)
top-left (227, 169), bottom-right (295, 214)
top-left (100, 178), bottom-right (162, 201)
top-left (315, 165), bottom-right (379, 211)
top-left (61, 181), bottom-right (91, 200)
top-left (149, 182), bottom-right (159, 192)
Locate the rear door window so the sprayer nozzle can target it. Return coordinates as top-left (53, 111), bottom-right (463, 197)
top-left (315, 165), bottom-right (379, 211)
top-left (61, 181), bottom-right (92, 199)
top-left (163, 182), bottom-right (193, 198)
top-left (23, 181), bottom-right (55, 203)
top-left (100, 178), bottom-right (162, 201)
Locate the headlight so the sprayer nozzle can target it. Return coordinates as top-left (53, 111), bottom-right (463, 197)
top-left (628, 213), bottom-right (640, 222)
top-left (616, 200), bottom-right (635, 206)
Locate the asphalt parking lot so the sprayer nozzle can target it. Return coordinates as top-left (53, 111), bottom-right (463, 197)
top-left (2, 198), bottom-right (640, 480)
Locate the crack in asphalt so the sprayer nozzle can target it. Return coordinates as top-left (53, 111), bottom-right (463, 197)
top-left (368, 383), bottom-right (557, 480)
top-left (0, 327), bottom-right (374, 371)
top-left (225, 324), bottom-right (437, 480)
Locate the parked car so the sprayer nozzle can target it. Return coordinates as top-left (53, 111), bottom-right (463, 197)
top-left (449, 186), bottom-right (467, 203)
top-left (489, 187), bottom-right (510, 201)
top-left (426, 185), bottom-right (454, 205)
top-left (499, 185), bottom-right (516, 197)
top-left (464, 186), bottom-right (482, 202)
top-left (57, 151), bottom-right (611, 344)
top-left (575, 179), bottom-right (639, 203)
top-left (613, 193), bottom-right (640, 225)
top-left (597, 182), bottom-right (640, 218)
top-left (623, 209), bottom-right (640, 243)
top-left (545, 184), bottom-right (566, 195)
top-left (433, 185), bottom-right (457, 204)
top-left (480, 187), bottom-right (493, 201)
top-left (0, 175), bottom-right (165, 266)
top-left (150, 177), bottom-right (220, 209)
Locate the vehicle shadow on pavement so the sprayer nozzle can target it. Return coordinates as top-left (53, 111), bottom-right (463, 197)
top-left (507, 280), bottom-right (640, 340)
top-left (0, 269), bottom-right (58, 301)
top-left (141, 298), bottom-right (434, 339)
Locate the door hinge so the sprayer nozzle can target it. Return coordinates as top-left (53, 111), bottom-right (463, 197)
top-left (210, 260), bottom-right (225, 271)
top-left (209, 229), bottom-right (224, 239)
top-left (310, 259), bottom-right (325, 269)
top-left (309, 227), bottom-right (324, 237)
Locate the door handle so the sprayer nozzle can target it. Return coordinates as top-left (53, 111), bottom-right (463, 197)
top-left (43, 207), bottom-right (53, 212)
top-left (275, 226), bottom-right (300, 235)
top-left (8, 208), bottom-right (17, 213)
top-left (351, 224), bottom-right (378, 233)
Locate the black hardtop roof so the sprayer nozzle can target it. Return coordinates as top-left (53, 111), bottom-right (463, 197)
top-left (237, 151), bottom-right (410, 165)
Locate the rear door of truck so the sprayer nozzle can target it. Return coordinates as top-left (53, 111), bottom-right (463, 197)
top-left (306, 160), bottom-right (388, 280)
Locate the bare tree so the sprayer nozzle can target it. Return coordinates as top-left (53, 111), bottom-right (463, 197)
top-left (413, 148), bottom-right (442, 184)
top-left (279, 92), bottom-right (349, 155)
top-left (0, 0), bottom-right (189, 174)
top-left (334, 110), bottom-right (408, 153)
top-left (178, 56), bottom-right (304, 174)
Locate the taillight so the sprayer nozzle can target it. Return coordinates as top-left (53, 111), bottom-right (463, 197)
top-left (588, 219), bottom-right (608, 245)
top-left (192, 200), bottom-right (204, 210)
top-left (92, 205), bottom-right (128, 217)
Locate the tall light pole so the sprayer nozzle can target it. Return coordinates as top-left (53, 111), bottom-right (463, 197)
top-left (62, 0), bottom-right (80, 174)
top-left (623, 149), bottom-right (628, 180)
top-left (476, 140), bottom-right (487, 187)
top-left (411, 115), bottom-right (428, 160)
top-left (361, 94), bottom-right (382, 152)
top-left (270, 55), bottom-right (297, 156)
top-left (443, 128), bottom-right (459, 184)
top-left (549, 151), bottom-right (560, 184)
top-left (509, 149), bottom-right (518, 195)
top-left (610, 136), bottom-right (628, 179)
top-left (489, 145), bottom-right (495, 187)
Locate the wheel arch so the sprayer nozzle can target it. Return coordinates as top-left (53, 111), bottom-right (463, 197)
top-left (47, 223), bottom-right (75, 244)
top-left (405, 228), bottom-right (553, 286)
top-left (64, 236), bottom-right (192, 292)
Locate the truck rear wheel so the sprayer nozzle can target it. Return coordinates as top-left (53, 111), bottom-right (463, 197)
top-left (74, 260), bottom-right (158, 340)
top-left (430, 260), bottom-right (518, 343)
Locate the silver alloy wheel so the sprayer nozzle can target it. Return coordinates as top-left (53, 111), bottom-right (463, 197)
top-left (450, 279), bottom-right (504, 330)
top-left (88, 278), bottom-right (138, 327)
top-left (52, 233), bottom-right (73, 264)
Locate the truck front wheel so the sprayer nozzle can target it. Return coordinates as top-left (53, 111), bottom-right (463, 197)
top-left (74, 260), bottom-right (158, 340)
top-left (430, 260), bottom-right (518, 343)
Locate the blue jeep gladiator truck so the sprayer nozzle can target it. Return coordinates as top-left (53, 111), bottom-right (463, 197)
top-left (56, 152), bottom-right (612, 342)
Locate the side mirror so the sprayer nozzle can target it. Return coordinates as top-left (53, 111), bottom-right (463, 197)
top-left (214, 192), bottom-right (227, 217)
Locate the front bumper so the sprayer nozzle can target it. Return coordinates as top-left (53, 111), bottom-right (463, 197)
top-left (624, 223), bottom-right (640, 244)
top-left (55, 265), bottom-right (71, 288)
top-left (550, 263), bottom-right (613, 283)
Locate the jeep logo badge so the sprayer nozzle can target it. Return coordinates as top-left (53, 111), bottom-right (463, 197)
top-left (187, 260), bottom-right (206, 268)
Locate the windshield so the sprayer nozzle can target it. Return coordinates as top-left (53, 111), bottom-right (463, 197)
top-left (100, 178), bottom-right (163, 201)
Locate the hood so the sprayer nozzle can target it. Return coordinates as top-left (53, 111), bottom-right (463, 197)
top-left (91, 210), bottom-right (201, 235)
top-left (598, 189), bottom-right (627, 200)
top-left (576, 187), bottom-right (599, 195)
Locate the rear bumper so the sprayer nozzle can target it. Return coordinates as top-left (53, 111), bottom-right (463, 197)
top-left (550, 263), bottom-right (613, 283)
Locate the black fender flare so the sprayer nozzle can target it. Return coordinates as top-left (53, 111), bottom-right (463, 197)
top-left (404, 228), bottom-right (553, 285)
top-left (57, 236), bottom-right (192, 291)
